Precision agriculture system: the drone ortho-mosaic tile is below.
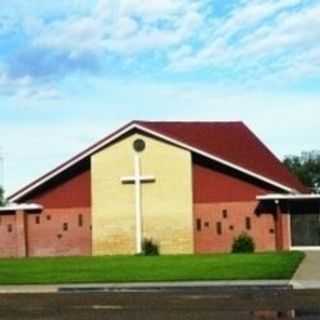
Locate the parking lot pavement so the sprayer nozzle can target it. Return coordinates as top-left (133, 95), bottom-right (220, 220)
top-left (0, 288), bottom-right (319, 319)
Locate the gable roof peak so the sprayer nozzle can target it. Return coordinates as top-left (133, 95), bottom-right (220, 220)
top-left (8, 119), bottom-right (305, 202)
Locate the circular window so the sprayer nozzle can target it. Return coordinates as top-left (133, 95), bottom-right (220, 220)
top-left (133, 139), bottom-right (146, 152)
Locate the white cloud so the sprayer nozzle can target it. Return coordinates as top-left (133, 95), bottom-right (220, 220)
top-left (6, 0), bottom-right (319, 84)
top-left (0, 72), bottom-right (33, 94)
top-left (34, 17), bottom-right (106, 58)
top-left (169, 0), bottom-right (320, 82)
top-left (13, 86), bottom-right (61, 102)
top-left (31, 0), bottom-right (205, 57)
top-left (239, 4), bottom-right (320, 57)
top-left (216, 0), bottom-right (301, 37)
top-left (0, 71), bottom-right (61, 102)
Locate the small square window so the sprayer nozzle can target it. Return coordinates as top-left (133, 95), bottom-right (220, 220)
top-left (229, 225), bottom-right (234, 231)
top-left (46, 215), bottom-right (51, 221)
top-left (78, 214), bottom-right (83, 227)
top-left (35, 216), bottom-right (40, 224)
top-left (196, 218), bottom-right (202, 232)
top-left (63, 223), bottom-right (68, 231)
top-left (216, 222), bottom-right (222, 235)
top-left (245, 217), bottom-right (251, 230)
top-left (204, 221), bottom-right (210, 227)
top-left (222, 210), bottom-right (228, 218)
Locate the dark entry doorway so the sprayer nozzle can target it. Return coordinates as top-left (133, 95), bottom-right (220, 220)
top-left (291, 213), bottom-right (320, 247)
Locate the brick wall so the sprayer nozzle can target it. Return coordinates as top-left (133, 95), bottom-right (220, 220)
top-left (1, 159), bottom-right (93, 258)
top-left (0, 208), bottom-right (92, 258)
top-left (192, 156), bottom-right (284, 253)
top-left (194, 202), bottom-right (276, 253)
top-left (0, 214), bottom-right (17, 257)
top-left (26, 208), bottom-right (91, 257)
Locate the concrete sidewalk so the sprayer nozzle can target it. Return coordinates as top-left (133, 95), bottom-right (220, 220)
top-left (290, 251), bottom-right (320, 289)
top-left (0, 280), bottom-right (291, 294)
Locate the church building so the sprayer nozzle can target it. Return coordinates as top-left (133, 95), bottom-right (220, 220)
top-left (1, 121), bottom-right (320, 258)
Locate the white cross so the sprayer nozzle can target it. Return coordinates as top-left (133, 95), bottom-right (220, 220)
top-left (121, 153), bottom-right (155, 254)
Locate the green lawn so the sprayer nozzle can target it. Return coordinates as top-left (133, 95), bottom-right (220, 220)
top-left (0, 252), bottom-right (304, 285)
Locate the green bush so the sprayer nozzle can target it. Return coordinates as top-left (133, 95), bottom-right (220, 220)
top-left (232, 233), bottom-right (255, 253)
top-left (142, 238), bottom-right (159, 256)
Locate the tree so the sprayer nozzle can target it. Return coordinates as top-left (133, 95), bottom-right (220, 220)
top-left (0, 186), bottom-right (4, 206)
top-left (283, 151), bottom-right (320, 193)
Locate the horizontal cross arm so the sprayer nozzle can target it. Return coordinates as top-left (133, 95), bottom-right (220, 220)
top-left (121, 176), bottom-right (156, 183)
top-left (140, 176), bottom-right (156, 182)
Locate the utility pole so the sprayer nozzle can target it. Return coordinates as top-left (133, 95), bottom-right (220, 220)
top-left (0, 147), bottom-right (4, 188)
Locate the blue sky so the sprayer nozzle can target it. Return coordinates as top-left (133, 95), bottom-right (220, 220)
top-left (0, 0), bottom-right (320, 195)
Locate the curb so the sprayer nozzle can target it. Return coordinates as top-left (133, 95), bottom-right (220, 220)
top-left (0, 281), bottom-right (293, 294)
top-left (58, 284), bottom-right (292, 293)
top-left (290, 280), bottom-right (320, 290)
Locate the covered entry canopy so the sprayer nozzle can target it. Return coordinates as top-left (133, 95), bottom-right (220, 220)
top-left (0, 203), bottom-right (43, 213)
top-left (257, 194), bottom-right (320, 201)
top-left (257, 194), bottom-right (320, 250)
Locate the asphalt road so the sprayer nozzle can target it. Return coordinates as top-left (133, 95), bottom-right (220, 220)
top-left (0, 288), bottom-right (319, 319)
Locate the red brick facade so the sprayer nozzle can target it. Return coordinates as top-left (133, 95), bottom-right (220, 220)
top-left (26, 208), bottom-right (91, 257)
top-left (192, 156), bottom-right (290, 253)
top-left (0, 214), bottom-right (18, 258)
top-left (194, 202), bottom-right (277, 253)
top-left (0, 160), bottom-right (92, 257)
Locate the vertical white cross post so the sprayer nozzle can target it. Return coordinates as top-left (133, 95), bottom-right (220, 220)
top-left (121, 153), bottom-right (155, 254)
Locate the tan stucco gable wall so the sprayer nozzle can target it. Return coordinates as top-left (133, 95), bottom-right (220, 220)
top-left (91, 132), bottom-right (194, 255)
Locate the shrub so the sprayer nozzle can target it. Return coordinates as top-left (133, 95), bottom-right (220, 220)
top-left (142, 238), bottom-right (159, 256)
top-left (232, 233), bottom-right (255, 253)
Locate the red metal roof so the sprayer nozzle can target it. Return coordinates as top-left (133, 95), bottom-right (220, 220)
top-left (136, 121), bottom-right (305, 192)
top-left (8, 120), bottom-right (305, 201)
